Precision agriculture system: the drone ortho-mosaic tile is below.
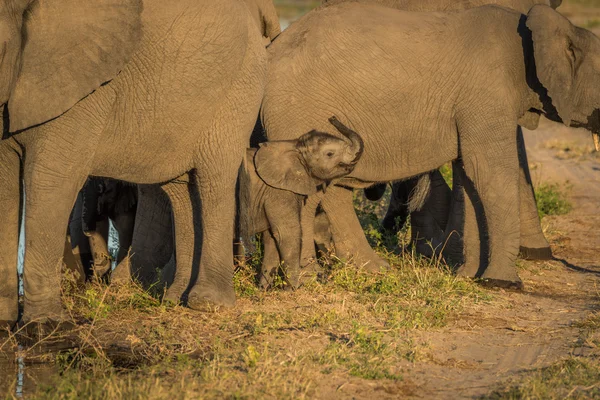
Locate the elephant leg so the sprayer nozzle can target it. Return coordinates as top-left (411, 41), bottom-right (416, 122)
top-left (88, 218), bottom-right (111, 278)
top-left (110, 211), bottom-right (137, 283)
top-left (459, 127), bottom-right (521, 288)
top-left (69, 191), bottom-right (93, 278)
top-left (130, 184), bottom-right (174, 287)
top-left (321, 185), bottom-right (389, 271)
top-left (382, 179), bottom-right (413, 232)
top-left (299, 193), bottom-right (323, 266)
top-left (0, 143), bottom-right (21, 329)
top-left (186, 161), bottom-right (240, 310)
top-left (264, 195), bottom-right (302, 288)
top-left (410, 170), bottom-right (452, 257)
top-left (62, 235), bottom-right (86, 285)
top-left (162, 178), bottom-right (195, 304)
top-left (516, 127), bottom-right (551, 260)
top-left (448, 161), bottom-right (479, 273)
top-left (314, 208), bottom-right (333, 257)
top-left (113, 211), bottom-right (136, 265)
top-left (21, 161), bottom-right (87, 323)
top-left (258, 232), bottom-right (281, 290)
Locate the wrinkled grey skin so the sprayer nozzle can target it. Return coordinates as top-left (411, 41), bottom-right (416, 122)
top-left (337, 0), bottom-right (563, 261)
top-left (0, 0), bottom-right (266, 328)
top-left (129, 0), bottom-right (282, 292)
top-left (66, 178), bottom-right (137, 281)
top-left (262, 3), bottom-right (600, 289)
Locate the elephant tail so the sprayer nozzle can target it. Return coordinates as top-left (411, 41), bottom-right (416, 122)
top-left (407, 173), bottom-right (431, 213)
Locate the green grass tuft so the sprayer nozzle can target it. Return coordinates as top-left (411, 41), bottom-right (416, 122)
top-left (535, 182), bottom-right (573, 219)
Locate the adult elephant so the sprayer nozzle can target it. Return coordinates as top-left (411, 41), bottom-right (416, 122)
top-left (329, 0), bottom-right (562, 262)
top-left (261, 2), bottom-right (600, 288)
top-left (0, 0), bottom-right (266, 330)
top-left (126, 0), bottom-right (283, 289)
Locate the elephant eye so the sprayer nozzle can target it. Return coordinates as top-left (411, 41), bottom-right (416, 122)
top-left (326, 151), bottom-right (334, 157)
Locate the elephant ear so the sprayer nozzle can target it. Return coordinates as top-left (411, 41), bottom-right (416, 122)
top-left (526, 5), bottom-right (576, 126)
top-left (254, 141), bottom-right (317, 196)
top-left (7, 0), bottom-right (143, 133)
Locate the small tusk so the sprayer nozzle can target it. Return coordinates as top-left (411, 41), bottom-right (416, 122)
top-left (594, 133), bottom-right (600, 152)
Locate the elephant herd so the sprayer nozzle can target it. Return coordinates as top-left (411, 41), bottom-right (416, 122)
top-left (1, 0), bottom-right (599, 339)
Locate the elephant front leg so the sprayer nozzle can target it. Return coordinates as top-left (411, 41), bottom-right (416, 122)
top-left (162, 179), bottom-right (195, 304)
top-left (22, 163), bottom-right (87, 324)
top-left (264, 195), bottom-right (302, 288)
top-left (321, 185), bottom-right (389, 271)
top-left (299, 193), bottom-right (323, 266)
top-left (0, 145), bottom-right (22, 330)
top-left (460, 125), bottom-right (521, 288)
top-left (258, 232), bottom-right (282, 290)
top-left (87, 219), bottom-right (112, 279)
top-left (130, 184), bottom-right (174, 287)
top-left (186, 166), bottom-right (239, 310)
top-left (516, 127), bottom-right (551, 260)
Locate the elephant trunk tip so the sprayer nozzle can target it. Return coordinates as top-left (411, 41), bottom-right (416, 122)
top-left (328, 116), bottom-right (364, 164)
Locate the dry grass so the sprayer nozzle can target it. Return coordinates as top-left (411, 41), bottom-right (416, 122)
top-left (0, 243), bottom-right (491, 399)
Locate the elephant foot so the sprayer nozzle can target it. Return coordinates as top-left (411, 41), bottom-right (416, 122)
top-left (455, 262), bottom-right (479, 278)
top-left (187, 286), bottom-right (236, 312)
top-left (298, 262), bottom-right (323, 285)
top-left (346, 250), bottom-right (389, 273)
top-left (519, 246), bottom-right (553, 261)
top-left (163, 286), bottom-right (186, 305)
top-left (110, 261), bottom-right (132, 284)
top-left (16, 319), bottom-right (79, 351)
top-left (479, 269), bottom-right (524, 291)
top-left (479, 277), bottom-right (524, 291)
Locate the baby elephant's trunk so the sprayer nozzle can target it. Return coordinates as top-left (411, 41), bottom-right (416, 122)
top-left (328, 116), bottom-right (364, 165)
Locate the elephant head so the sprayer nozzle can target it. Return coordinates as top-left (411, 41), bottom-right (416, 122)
top-left (0, 0), bottom-right (142, 135)
top-left (254, 116), bottom-right (365, 195)
top-left (526, 5), bottom-right (600, 149)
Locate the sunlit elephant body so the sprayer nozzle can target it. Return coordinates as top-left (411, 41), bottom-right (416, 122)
top-left (0, 0), bottom-right (266, 327)
top-left (328, 0), bottom-right (561, 264)
top-left (127, 0), bottom-right (282, 291)
top-left (262, 3), bottom-right (600, 288)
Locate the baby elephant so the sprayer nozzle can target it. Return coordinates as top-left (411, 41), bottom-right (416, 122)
top-left (240, 116), bottom-right (364, 288)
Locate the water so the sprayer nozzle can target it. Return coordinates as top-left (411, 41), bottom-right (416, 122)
top-left (0, 349), bottom-right (59, 398)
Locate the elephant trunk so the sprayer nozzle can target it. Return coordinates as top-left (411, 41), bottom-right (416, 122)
top-left (328, 116), bottom-right (364, 165)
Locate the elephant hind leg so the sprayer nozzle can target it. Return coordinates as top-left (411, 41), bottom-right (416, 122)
top-left (162, 178), bottom-right (195, 304)
top-left (459, 123), bottom-right (522, 288)
top-left (321, 185), bottom-right (390, 271)
top-left (516, 127), bottom-right (551, 260)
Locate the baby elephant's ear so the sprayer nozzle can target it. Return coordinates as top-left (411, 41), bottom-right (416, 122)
top-left (254, 141), bottom-right (317, 196)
